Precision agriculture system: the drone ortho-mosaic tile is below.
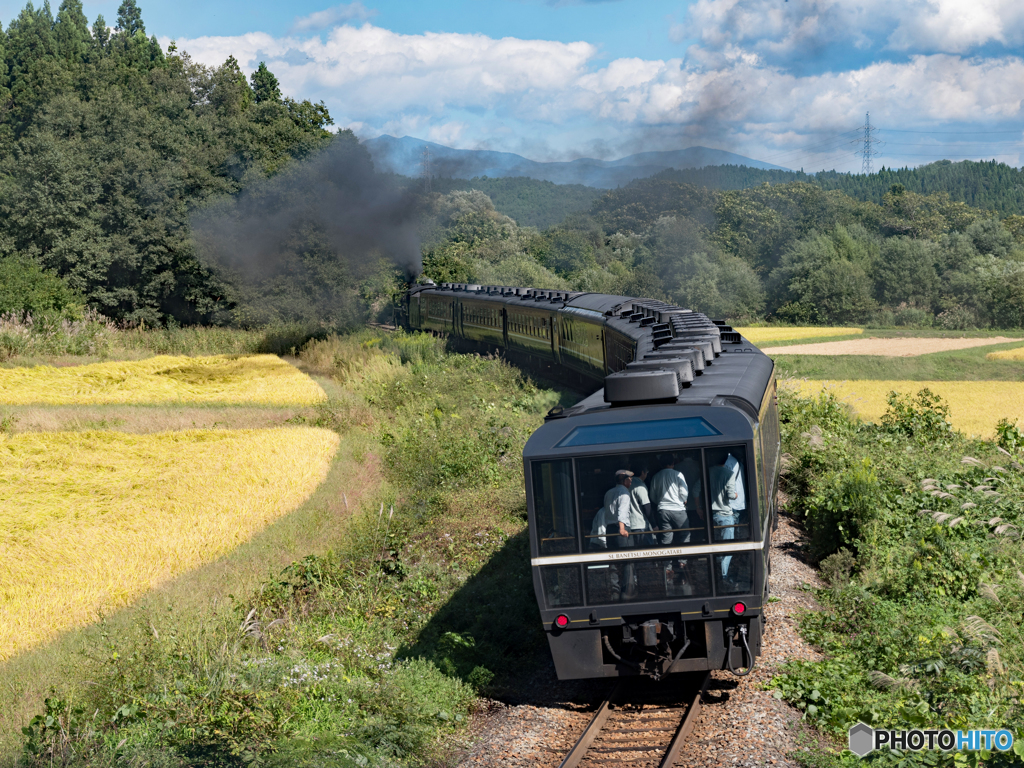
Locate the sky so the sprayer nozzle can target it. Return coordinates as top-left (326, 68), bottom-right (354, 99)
top-left (10, 0), bottom-right (1023, 172)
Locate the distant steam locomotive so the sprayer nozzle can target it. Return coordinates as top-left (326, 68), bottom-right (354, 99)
top-left (406, 282), bottom-right (779, 680)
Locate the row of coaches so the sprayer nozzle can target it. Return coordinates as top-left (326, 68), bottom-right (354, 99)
top-left (408, 281), bottom-right (701, 385)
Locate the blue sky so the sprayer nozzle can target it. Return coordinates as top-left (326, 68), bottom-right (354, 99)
top-left (7, 0), bottom-right (1022, 172)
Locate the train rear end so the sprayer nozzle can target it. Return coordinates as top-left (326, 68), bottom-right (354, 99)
top-left (525, 403), bottom-right (771, 680)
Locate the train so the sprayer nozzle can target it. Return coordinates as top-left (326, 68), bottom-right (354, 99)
top-left (406, 281), bottom-right (780, 681)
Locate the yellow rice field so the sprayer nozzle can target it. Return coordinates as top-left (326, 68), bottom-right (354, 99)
top-left (986, 345), bottom-right (1024, 361)
top-left (0, 355), bottom-right (325, 406)
top-left (0, 427), bottom-right (339, 659)
top-left (787, 379), bottom-right (1024, 438)
top-left (736, 326), bottom-right (864, 345)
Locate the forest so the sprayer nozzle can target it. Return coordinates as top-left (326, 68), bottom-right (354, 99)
top-left (2, 0), bottom-right (1024, 332)
top-left (653, 159), bottom-right (1024, 216)
top-left (422, 177), bottom-right (1024, 329)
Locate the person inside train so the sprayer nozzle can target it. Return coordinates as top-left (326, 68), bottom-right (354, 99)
top-left (628, 462), bottom-right (654, 547)
top-left (604, 469), bottom-right (637, 598)
top-left (679, 453), bottom-right (707, 545)
top-left (650, 454), bottom-right (689, 545)
top-left (716, 452), bottom-right (747, 579)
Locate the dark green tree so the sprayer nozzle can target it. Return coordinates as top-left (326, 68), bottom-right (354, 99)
top-left (769, 228), bottom-right (876, 324)
top-left (250, 61), bottom-right (280, 104)
top-left (0, 254), bottom-right (82, 314)
top-left (53, 0), bottom-right (89, 63)
top-left (874, 236), bottom-right (939, 308)
top-left (115, 0), bottom-right (143, 36)
top-left (89, 14), bottom-right (108, 53)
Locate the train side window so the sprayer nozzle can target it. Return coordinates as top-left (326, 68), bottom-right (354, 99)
top-left (704, 445), bottom-right (751, 544)
top-left (531, 460), bottom-right (578, 555)
top-left (541, 565), bottom-right (583, 608)
top-left (714, 552), bottom-right (753, 595)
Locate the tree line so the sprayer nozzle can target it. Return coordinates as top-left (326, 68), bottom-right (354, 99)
top-left (656, 159), bottom-right (1024, 217)
top-left (422, 177), bottom-right (1024, 328)
top-left (0, 0), bottom-right (336, 324)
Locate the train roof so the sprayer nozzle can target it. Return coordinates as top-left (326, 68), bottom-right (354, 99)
top-left (408, 281), bottom-right (775, 418)
top-left (555, 345), bottom-right (774, 421)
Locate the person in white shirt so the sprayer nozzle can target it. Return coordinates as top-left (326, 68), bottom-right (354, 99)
top-left (718, 453), bottom-right (746, 579)
top-left (602, 469), bottom-right (636, 598)
top-left (650, 455), bottom-right (690, 545)
top-left (629, 464), bottom-right (653, 547)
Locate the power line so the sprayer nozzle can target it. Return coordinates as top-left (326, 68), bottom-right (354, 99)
top-left (874, 152), bottom-right (1020, 159)
top-left (881, 140), bottom-right (1024, 147)
top-left (881, 128), bottom-right (1023, 135)
top-left (757, 130), bottom-right (862, 164)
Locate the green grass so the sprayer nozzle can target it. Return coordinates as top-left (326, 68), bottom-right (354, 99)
top-left (774, 339), bottom-right (1024, 381)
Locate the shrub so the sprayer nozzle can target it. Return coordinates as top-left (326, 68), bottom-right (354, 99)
top-left (804, 460), bottom-right (879, 560)
top-left (819, 548), bottom-right (856, 587)
top-left (880, 388), bottom-right (953, 443)
top-left (995, 418), bottom-right (1024, 453)
top-left (891, 302), bottom-right (933, 328)
top-left (0, 255), bottom-right (83, 316)
top-left (936, 303), bottom-right (977, 330)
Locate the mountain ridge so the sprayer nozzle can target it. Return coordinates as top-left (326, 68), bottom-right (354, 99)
top-left (364, 135), bottom-right (789, 189)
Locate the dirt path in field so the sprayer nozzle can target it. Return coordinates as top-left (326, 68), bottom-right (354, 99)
top-left (762, 336), bottom-right (1022, 357)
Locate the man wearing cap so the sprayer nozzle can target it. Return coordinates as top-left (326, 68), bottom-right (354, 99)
top-left (604, 470), bottom-right (636, 599)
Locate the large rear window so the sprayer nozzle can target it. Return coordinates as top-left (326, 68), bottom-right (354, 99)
top-left (556, 417), bottom-right (720, 448)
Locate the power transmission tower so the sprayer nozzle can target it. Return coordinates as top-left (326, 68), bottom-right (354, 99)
top-left (857, 112), bottom-right (882, 175)
top-left (420, 146), bottom-right (432, 193)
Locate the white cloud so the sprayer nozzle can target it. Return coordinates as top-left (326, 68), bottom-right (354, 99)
top-left (290, 3), bottom-right (376, 34)
top-left (683, 0), bottom-right (1024, 62)
top-left (170, 25), bottom-right (595, 115)
top-left (164, 23), bottom-right (1024, 168)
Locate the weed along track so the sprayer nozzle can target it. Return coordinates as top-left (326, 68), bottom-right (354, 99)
top-left (558, 673), bottom-right (708, 768)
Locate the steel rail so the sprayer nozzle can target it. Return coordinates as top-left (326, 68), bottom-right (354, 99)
top-left (558, 682), bottom-right (623, 768)
top-left (658, 672), bottom-right (710, 768)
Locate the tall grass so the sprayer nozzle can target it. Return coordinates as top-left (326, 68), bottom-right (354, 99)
top-left (0, 310), bottom-right (115, 360)
top-left (0, 311), bottom-right (330, 364)
top-left (0, 428), bottom-right (339, 661)
top-left (0, 354), bottom-right (327, 406)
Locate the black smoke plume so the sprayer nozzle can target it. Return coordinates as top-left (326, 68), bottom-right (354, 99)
top-left (192, 132), bottom-right (422, 327)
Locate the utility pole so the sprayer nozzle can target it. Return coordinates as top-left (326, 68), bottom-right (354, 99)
top-left (420, 146), bottom-right (432, 193)
top-left (858, 112), bottom-right (882, 175)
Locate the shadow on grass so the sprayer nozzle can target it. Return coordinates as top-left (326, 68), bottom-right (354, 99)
top-left (398, 530), bottom-right (556, 702)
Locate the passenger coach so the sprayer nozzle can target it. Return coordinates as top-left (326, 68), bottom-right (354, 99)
top-left (407, 281), bottom-right (780, 680)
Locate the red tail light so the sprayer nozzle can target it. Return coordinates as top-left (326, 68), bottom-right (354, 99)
top-left (732, 601), bottom-right (747, 615)
top-left (555, 614), bottom-right (570, 628)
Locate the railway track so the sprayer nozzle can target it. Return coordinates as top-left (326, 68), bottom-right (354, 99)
top-left (558, 672), bottom-right (710, 768)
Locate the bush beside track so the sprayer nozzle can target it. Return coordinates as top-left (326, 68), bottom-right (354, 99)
top-left (773, 387), bottom-right (1024, 767)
